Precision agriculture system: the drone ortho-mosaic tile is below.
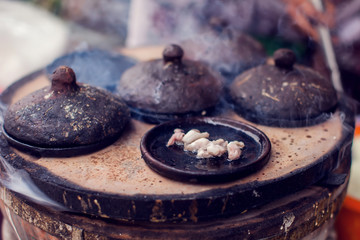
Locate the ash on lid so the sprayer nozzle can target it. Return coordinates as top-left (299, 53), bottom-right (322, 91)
top-left (228, 48), bottom-right (338, 127)
top-left (3, 66), bottom-right (130, 156)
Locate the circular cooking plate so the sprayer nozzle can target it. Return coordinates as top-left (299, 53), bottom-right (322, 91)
top-left (141, 117), bottom-right (271, 182)
top-left (0, 52), bottom-right (355, 224)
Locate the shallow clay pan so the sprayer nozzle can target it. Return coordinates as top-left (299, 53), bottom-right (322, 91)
top-left (141, 117), bottom-right (271, 182)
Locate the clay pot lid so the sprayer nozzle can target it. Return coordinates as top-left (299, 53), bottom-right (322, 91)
top-left (117, 44), bottom-right (224, 124)
top-left (3, 66), bottom-right (130, 156)
top-left (181, 20), bottom-right (266, 82)
top-left (228, 48), bottom-right (338, 127)
top-left (140, 117), bottom-right (271, 183)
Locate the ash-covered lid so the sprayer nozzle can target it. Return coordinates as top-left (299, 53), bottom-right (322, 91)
top-left (228, 49), bottom-right (338, 127)
top-left (3, 66), bottom-right (130, 155)
top-left (117, 44), bottom-right (223, 123)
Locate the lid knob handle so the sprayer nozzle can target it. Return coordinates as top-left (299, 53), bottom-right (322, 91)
top-left (274, 49), bottom-right (296, 70)
top-left (51, 66), bottom-right (79, 93)
top-left (163, 44), bottom-right (184, 64)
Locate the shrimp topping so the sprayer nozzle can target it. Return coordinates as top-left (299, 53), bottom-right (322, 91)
top-left (166, 128), bottom-right (185, 146)
top-left (227, 141), bottom-right (245, 161)
top-left (182, 129), bottom-right (209, 144)
top-left (167, 129), bottom-right (245, 160)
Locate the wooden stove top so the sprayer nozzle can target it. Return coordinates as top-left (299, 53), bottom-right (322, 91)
top-left (0, 47), bottom-right (354, 223)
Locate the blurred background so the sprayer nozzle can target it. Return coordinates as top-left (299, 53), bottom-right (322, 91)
top-left (2, 0), bottom-right (360, 102)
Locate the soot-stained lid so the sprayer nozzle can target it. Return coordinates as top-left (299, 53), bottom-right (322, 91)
top-left (228, 48), bottom-right (338, 127)
top-left (117, 44), bottom-right (224, 124)
top-left (3, 66), bottom-right (130, 156)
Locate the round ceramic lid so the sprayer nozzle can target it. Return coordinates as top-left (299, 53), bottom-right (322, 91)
top-left (3, 66), bottom-right (130, 155)
top-left (228, 48), bottom-right (338, 127)
top-left (117, 44), bottom-right (223, 122)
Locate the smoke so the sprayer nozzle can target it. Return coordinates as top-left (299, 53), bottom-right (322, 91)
top-left (0, 155), bottom-right (68, 212)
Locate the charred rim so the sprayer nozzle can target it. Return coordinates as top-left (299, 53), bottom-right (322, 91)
top-left (140, 117), bottom-right (271, 183)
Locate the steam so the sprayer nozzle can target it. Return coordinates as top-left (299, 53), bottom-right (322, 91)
top-left (0, 155), bottom-right (68, 212)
